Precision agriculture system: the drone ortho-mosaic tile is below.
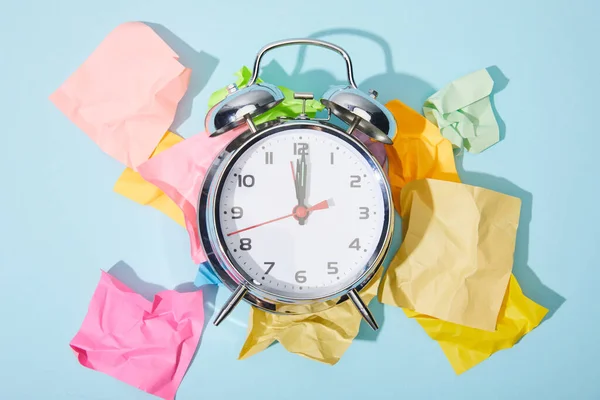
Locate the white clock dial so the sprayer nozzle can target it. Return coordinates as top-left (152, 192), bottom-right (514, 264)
top-left (216, 127), bottom-right (387, 300)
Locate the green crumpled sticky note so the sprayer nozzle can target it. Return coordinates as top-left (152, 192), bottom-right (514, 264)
top-left (208, 66), bottom-right (324, 125)
top-left (423, 69), bottom-right (500, 154)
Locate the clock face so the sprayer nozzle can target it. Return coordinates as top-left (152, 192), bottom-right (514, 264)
top-left (214, 125), bottom-right (390, 300)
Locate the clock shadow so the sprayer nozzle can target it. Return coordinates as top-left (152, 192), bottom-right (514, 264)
top-left (453, 158), bottom-right (565, 324)
top-left (144, 22), bottom-right (220, 132)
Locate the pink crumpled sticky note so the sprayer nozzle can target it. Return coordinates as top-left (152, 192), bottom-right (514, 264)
top-left (354, 131), bottom-right (387, 167)
top-left (70, 271), bottom-right (204, 400)
top-left (137, 127), bottom-right (247, 263)
top-left (50, 21), bottom-right (190, 169)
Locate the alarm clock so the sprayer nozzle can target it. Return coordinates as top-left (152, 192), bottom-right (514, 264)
top-left (198, 39), bottom-right (396, 330)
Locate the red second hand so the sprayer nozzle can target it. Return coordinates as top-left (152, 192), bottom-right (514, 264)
top-left (226, 200), bottom-right (330, 237)
top-left (308, 200), bottom-right (329, 211)
top-left (227, 213), bottom-right (294, 236)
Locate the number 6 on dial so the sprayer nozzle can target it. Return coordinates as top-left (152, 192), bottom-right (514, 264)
top-left (295, 271), bottom-right (307, 283)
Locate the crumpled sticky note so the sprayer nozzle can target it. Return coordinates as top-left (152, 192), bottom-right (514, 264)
top-left (423, 69), bottom-right (500, 154)
top-left (137, 127), bottom-right (246, 264)
top-left (207, 66), bottom-right (324, 125)
top-left (355, 131), bottom-right (387, 167)
top-left (50, 21), bottom-right (190, 169)
top-left (113, 131), bottom-right (185, 227)
top-left (131, 68), bottom-right (326, 263)
top-left (406, 274), bottom-right (547, 374)
top-left (239, 269), bottom-right (383, 365)
top-left (384, 99), bottom-right (547, 372)
top-left (70, 270), bottom-right (205, 400)
top-left (379, 178), bottom-right (521, 331)
top-left (194, 262), bottom-right (222, 287)
top-left (384, 99), bottom-right (460, 213)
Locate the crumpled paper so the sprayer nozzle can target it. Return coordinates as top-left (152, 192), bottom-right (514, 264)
top-left (423, 69), bottom-right (500, 154)
top-left (50, 22), bottom-right (190, 169)
top-left (194, 262), bottom-right (222, 287)
top-left (379, 178), bottom-right (521, 331)
top-left (130, 67), bottom-right (326, 264)
top-left (70, 270), bottom-right (205, 400)
top-left (113, 131), bottom-right (185, 227)
top-left (384, 99), bottom-right (547, 373)
top-left (239, 269), bottom-right (383, 365)
top-left (384, 99), bottom-right (460, 213)
top-left (355, 131), bottom-right (387, 168)
top-left (137, 126), bottom-right (246, 264)
top-left (406, 274), bottom-right (547, 374)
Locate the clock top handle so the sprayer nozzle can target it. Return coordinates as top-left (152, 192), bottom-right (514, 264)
top-left (247, 38), bottom-right (358, 89)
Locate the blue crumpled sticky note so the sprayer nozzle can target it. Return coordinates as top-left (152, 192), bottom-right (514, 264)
top-left (194, 262), bottom-right (222, 287)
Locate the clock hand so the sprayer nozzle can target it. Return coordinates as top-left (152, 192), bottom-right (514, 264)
top-left (290, 160), bottom-right (294, 178)
top-left (307, 199), bottom-right (329, 211)
top-left (227, 212), bottom-right (294, 236)
top-left (296, 154), bottom-right (308, 225)
top-left (290, 161), bottom-right (300, 202)
top-left (226, 200), bottom-right (330, 236)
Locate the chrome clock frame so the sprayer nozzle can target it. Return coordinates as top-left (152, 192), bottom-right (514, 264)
top-left (198, 120), bottom-right (394, 329)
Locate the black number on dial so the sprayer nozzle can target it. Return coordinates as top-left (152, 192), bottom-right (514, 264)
top-left (295, 270), bottom-right (307, 283)
top-left (350, 175), bottom-right (361, 188)
top-left (327, 262), bottom-right (339, 275)
top-left (240, 238), bottom-right (252, 250)
top-left (231, 207), bottom-right (243, 219)
top-left (237, 174), bottom-right (255, 187)
top-left (264, 262), bottom-right (275, 274)
top-left (349, 238), bottom-right (361, 251)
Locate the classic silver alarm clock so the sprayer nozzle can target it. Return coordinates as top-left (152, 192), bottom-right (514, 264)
top-left (198, 39), bottom-right (396, 330)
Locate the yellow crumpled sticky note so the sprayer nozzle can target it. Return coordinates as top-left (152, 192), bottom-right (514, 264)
top-left (384, 99), bottom-right (460, 213)
top-left (113, 131), bottom-right (185, 227)
top-left (239, 270), bottom-right (383, 365)
top-left (384, 99), bottom-right (547, 373)
top-left (379, 178), bottom-right (521, 331)
top-left (405, 274), bottom-right (547, 374)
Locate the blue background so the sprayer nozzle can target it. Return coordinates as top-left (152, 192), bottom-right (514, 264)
top-left (1, 0), bottom-right (599, 398)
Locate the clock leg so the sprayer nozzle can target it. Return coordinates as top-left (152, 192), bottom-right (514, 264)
top-left (213, 285), bottom-right (248, 326)
top-left (348, 289), bottom-right (379, 331)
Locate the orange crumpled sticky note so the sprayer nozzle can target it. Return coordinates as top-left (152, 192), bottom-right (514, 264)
top-left (113, 131), bottom-right (185, 228)
top-left (379, 178), bottom-right (521, 331)
top-left (384, 99), bottom-right (547, 373)
top-left (50, 21), bottom-right (190, 169)
top-left (384, 99), bottom-right (460, 212)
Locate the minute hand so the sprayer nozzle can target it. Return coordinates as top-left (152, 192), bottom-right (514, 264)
top-left (296, 154), bottom-right (308, 225)
top-left (296, 154), bottom-right (308, 206)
